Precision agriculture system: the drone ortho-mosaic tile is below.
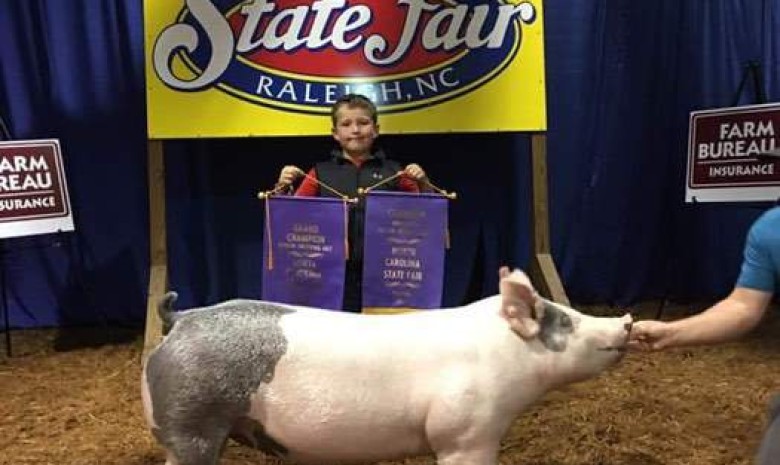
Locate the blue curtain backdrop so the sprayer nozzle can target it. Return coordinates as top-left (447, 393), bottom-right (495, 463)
top-left (0, 1), bottom-right (777, 328)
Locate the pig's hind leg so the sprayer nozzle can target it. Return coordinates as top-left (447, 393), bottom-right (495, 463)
top-left (154, 421), bottom-right (231, 465)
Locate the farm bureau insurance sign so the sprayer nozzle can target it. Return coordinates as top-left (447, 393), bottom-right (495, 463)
top-left (686, 103), bottom-right (780, 203)
top-left (0, 140), bottom-right (74, 239)
top-left (144, 0), bottom-right (547, 137)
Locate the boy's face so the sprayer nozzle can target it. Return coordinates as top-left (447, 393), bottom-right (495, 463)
top-left (332, 104), bottom-right (378, 158)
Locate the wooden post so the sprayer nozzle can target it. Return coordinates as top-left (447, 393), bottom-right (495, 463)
top-left (143, 139), bottom-right (168, 359)
top-left (529, 133), bottom-right (569, 305)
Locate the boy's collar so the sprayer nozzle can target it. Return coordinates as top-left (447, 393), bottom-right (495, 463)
top-left (330, 148), bottom-right (387, 162)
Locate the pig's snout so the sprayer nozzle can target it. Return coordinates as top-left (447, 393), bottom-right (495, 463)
top-left (598, 314), bottom-right (633, 353)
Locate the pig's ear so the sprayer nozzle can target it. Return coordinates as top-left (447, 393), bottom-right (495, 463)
top-left (498, 268), bottom-right (543, 339)
top-left (499, 266), bottom-right (511, 279)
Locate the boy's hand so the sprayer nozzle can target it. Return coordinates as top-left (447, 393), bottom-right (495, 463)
top-left (404, 164), bottom-right (428, 183)
top-left (628, 320), bottom-right (674, 351)
top-left (277, 165), bottom-right (303, 187)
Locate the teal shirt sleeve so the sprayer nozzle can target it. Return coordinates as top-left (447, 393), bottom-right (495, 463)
top-left (735, 207), bottom-right (780, 293)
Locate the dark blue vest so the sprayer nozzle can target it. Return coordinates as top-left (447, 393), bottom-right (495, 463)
top-left (314, 149), bottom-right (402, 262)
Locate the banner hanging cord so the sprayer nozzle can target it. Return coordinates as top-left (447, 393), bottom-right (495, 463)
top-left (258, 169), bottom-right (354, 201)
top-left (300, 171), bottom-right (352, 199)
top-left (359, 171), bottom-right (457, 199)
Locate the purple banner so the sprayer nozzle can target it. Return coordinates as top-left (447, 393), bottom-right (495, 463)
top-left (262, 196), bottom-right (347, 310)
top-left (362, 192), bottom-right (448, 310)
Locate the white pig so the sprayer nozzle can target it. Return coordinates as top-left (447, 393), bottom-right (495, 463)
top-left (142, 268), bottom-right (632, 465)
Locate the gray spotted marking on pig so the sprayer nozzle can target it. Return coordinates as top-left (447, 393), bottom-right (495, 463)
top-left (145, 296), bottom-right (293, 462)
top-left (537, 300), bottom-right (575, 352)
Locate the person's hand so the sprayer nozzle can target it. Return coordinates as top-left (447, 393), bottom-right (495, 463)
top-left (277, 165), bottom-right (303, 187)
top-left (404, 163), bottom-right (428, 183)
top-left (628, 320), bottom-right (674, 351)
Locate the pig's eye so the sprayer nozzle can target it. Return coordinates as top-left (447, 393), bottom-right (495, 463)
top-left (559, 314), bottom-right (573, 330)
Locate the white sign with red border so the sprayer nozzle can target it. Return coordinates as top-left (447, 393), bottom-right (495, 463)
top-left (686, 103), bottom-right (780, 203)
top-left (0, 139), bottom-right (74, 239)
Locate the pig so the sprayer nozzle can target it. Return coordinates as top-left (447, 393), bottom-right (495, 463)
top-left (142, 268), bottom-right (632, 465)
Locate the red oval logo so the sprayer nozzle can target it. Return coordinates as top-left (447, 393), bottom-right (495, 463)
top-left (227, 0), bottom-right (462, 78)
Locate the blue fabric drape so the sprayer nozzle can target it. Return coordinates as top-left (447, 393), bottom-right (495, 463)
top-left (0, 1), bottom-right (148, 327)
top-left (0, 1), bottom-right (778, 328)
top-left (546, 0), bottom-right (779, 304)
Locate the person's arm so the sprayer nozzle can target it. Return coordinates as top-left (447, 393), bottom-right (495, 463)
top-left (632, 208), bottom-right (778, 351)
top-left (631, 287), bottom-right (772, 350)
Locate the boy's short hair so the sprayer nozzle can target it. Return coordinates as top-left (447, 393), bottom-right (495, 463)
top-left (331, 94), bottom-right (378, 126)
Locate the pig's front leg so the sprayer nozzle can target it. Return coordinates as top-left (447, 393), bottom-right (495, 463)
top-left (427, 416), bottom-right (502, 465)
top-left (428, 418), bottom-right (502, 465)
top-left (425, 376), bottom-right (508, 465)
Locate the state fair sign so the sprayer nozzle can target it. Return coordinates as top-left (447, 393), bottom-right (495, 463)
top-left (144, 0), bottom-right (547, 137)
top-left (686, 103), bottom-right (780, 203)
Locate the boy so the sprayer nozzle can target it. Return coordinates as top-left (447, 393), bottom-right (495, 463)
top-left (276, 93), bottom-right (430, 312)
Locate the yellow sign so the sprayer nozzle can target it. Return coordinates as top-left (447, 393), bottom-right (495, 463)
top-left (145, 0), bottom-right (547, 138)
